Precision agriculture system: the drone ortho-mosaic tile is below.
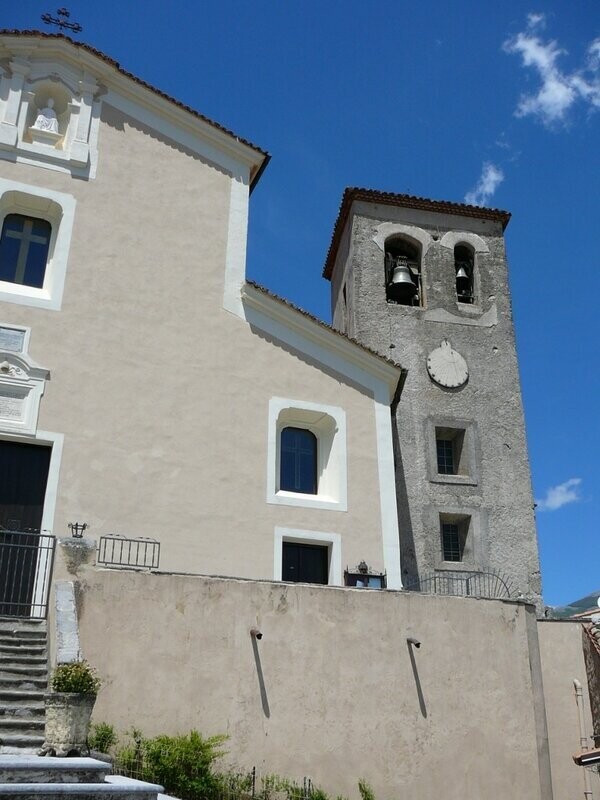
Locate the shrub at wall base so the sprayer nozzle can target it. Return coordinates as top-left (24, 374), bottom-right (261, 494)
top-left (40, 661), bottom-right (100, 757)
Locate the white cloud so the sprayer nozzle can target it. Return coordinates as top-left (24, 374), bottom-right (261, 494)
top-left (503, 15), bottom-right (600, 125)
top-left (465, 162), bottom-right (504, 206)
top-left (536, 478), bottom-right (582, 512)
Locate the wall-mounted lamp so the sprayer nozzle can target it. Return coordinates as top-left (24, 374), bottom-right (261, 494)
top-left (250, 627), bottom-right (263, 640)
top-left (68, 522), bottom-right (88, 539)
top-left (407, 637), bottom-right (421, 649)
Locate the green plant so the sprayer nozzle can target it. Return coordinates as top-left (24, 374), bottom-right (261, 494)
top-left (116, 730), bottom-right (228, 800)
top-left (88, 721), bottom-right (118, 753)
top-left (358, 779), bottom-right (375, 800)
top-left (51, 661), bottom-right (100, 695)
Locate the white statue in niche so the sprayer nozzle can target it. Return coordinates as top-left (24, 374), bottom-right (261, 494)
top-left (32, 98), bottom-right (59, 133)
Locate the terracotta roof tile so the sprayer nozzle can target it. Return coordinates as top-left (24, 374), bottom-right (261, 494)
top-left (245, 280), bottom-right (403, 371)
top-left (323, 187), bottom-right (511, 279)
top-left (0, 30), bottom-right (270, 189)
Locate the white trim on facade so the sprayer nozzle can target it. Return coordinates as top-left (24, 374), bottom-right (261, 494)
top-left (274, 527), bottom-right (342, 586)
top-left (0, 177), bottom-right (76, 310)
top-left (267, 397), bottom-right (347, 512)
top-left (223, 174), bottom-right (250, 317)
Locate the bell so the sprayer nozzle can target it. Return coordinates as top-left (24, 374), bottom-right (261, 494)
top-left (388, 261), bottom-right (416, 302)
top-left (456, 264), bottom-right (471, 296)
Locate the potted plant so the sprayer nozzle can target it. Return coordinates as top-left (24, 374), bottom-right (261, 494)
top-left (40, 661), bottom-right (101, 756)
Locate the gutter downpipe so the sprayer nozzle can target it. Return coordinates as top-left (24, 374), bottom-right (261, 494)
top-left (574, 678), bottom-right (594, 800)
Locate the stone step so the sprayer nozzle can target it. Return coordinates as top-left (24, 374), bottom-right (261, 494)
top-left (0, 620), bottom-right (47, 632)
top-left (0, 676), bottom-right (47, 690)
top-left (0, 716), bottom-right (44, 730)
top-left (0, 661), bottom-right (48, 673)
top-left (0, 782), bottom-right (163, 798)
top-left (0, 732), bottom-right (45, 748)
top-left (0, 644), bottom-right (47, 656)
top-left (0, 755), bottom-right (110, 784)
top-left (0, 704), bottom-right (45, 719)
top-left (0, 631), bottom-right (47, 643)
top-left (0, 689), bottom-right (45, 702)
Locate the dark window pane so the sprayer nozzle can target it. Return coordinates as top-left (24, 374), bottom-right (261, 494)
top-left (280, 427), bottom-right (317, 494)
top-left (436, 438), bottom-right (455, 474)
top-left (442, 523), bottom-right (461, 561)
top-left (282, 542), bottom-right (328, 584)
top-left (0, 214), bottom-right (51, 288)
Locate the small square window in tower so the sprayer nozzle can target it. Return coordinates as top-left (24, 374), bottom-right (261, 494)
top-left (439, 515), bottom-right (471, 562)
top-left (384, 238), bottom-right (422, 306)
top-left (435, 428), bottom-right (466, 475)
top-left (0, 214), bottom-right (51, 288)
top-left (454, 245), bottom-right (475, 304)
top-left (282, 541), bottom-right (329, 584)
top-left (280, 427), bottom-right (318, 494)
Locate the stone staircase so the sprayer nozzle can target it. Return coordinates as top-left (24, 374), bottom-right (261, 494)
top-left (0, 755), bottom-right (165, 798)
top-left (0, 617), bottom-right (48, 753)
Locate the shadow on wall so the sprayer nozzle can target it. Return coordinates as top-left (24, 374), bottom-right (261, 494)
top-left (392, 413), bottom-right (418, 587)
top-left (251, 629), bottom-right (270, 719)
top-left (407, 639), bottom-right (427, 718)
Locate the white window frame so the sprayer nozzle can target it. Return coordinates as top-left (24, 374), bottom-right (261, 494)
top-left (274, 527), bottom-right (342, 586)
top-left (0, 178), bottom-right (76, 310)
top-left (267, 397), bottom-right (347, 512)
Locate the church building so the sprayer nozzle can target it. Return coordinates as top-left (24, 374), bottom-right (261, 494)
top-left (0, 30), bottom-right (596, 800)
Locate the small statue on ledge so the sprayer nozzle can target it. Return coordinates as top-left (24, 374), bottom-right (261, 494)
top-left (32, 98), bottom-right (59, 134)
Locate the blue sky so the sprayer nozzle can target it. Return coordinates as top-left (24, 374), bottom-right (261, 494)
top-left (5, 1), bottom-right (598, 606)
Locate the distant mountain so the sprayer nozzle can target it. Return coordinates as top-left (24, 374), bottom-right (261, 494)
top-left (552, 590), bottom-right (600, 619)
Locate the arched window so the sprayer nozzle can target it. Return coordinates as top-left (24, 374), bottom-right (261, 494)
top-left (280, 427), bottom-right (318, 494)
top-left (0, 214), bottom-right (51, 289)
top-left (454, 244), bottom-right (474, 304)
top-left (384, 237), bottom-right (422, 306)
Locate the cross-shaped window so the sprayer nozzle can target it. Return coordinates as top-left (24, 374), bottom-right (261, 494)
top-left (0, 214), bottom-right (52, 288)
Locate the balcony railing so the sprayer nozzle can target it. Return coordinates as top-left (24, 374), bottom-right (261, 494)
top-left (404, 569), bottom-right (514, 600)
top-left (97, 535), bottom-right (160, 570)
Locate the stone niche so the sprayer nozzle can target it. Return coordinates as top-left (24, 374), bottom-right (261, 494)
top-left (0, 53), bottom-right (101, 177)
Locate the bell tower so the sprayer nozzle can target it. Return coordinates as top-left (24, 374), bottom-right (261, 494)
top-left (325, 188), bottom-right (541, 605)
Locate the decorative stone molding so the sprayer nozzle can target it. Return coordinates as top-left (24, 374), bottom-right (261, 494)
top-left (373, 221), bottom-right (434, 256)
top-left (0, 349), bottom-right (49, 435)
top-left (0, 51), bottom-right (101, 178)
top-left (439, 230), bottom-right (490, 253)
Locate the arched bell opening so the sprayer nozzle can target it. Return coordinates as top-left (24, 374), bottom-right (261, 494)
top-left (454, 244), bottom-right (475, 305)
top-left (384, 237), bottom-right (423, 307)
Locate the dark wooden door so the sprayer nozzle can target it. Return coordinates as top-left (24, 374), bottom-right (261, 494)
top-left (0, 441), bottom-right (51, 615)
top-left (282, 542), bottom-right (329, 584)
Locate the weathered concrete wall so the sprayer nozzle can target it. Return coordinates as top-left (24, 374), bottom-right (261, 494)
top-left (329, 202), bottom-right (541, 603)
top-left (61, 558), bottom-right (558, 800)
top-left (538, 620), bottom-right (600, 799)
top-left (583, 625), bottom-right (600, 747)
top-left (0, 102), bottom-right (389, 581)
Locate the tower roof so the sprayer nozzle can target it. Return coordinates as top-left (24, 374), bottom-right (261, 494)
top-left (323, 187), bottom-right (511, 279)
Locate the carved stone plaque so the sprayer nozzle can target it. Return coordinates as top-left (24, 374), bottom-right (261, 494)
top-left (0, 389), bottom-right (24, 421)
top-left (0, 327), bottom-right (25, 353)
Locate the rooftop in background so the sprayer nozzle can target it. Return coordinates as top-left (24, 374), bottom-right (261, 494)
top-left (0, 29), bottom-right (270, 190)
top-left (323, 187), bottom-right (512, 279)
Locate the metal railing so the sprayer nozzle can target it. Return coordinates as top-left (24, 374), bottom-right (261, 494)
top-left (97, 535), bottom-right (160, 570)
top-left (0, 528), bottom-right (56, 618)
top-left (405, 569), bottom-right (514, 600)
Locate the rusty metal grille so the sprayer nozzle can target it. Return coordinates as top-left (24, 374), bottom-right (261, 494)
top-left (97, 535), bottom-right (160, 570)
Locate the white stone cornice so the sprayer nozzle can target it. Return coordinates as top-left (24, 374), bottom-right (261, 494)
top-left (241, 283), bottom-right (403, 398)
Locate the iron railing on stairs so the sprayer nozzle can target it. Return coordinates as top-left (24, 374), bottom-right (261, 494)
top-left (0, 528), bottom-right (56, 618)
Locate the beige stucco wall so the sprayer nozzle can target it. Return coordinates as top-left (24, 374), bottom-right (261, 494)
top-left (538, 620), bottom-right (600, 800)
top-left (59, 557), bottom-right (553, 799)
top-left (0, 100), bottom-right (389, 580)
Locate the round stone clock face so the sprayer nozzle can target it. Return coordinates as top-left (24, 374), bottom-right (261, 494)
top-left (426, 340), bottom-right (469, 388)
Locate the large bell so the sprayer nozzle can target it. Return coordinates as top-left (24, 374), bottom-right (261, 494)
top-left (388, 260), bottom-right (416, 302)
top-left (455, 264), bottom-right (471, 295)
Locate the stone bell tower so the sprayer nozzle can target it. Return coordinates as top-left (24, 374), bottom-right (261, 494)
top-left (324, 188), bottom-right (541, 605)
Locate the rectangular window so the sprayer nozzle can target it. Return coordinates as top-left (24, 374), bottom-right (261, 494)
top-left (441, 523), bottom-right (461, 561)
top-left (0, 214), bottom-right (51, 288)
top-left (435, 427), bottom-right (466, 476)
top-left (282, 541), bottom-right (329, 584)
top-left (280, 427), bottom-right (318, 494)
